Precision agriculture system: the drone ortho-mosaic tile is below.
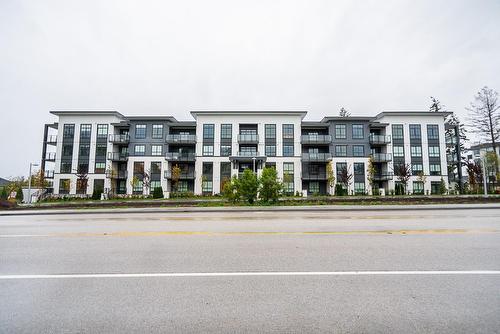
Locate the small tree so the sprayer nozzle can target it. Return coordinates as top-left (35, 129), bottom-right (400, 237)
top-left (142, 170), bottom-right (151, 195)
top-left (394, 163), bottom-right (411, 194)
top-left (429, 96), bottom-right (445, 113)
top-left (222, 176), bottom-right (241, 203)
top-left (339, 165), bottom-right (353, 194)
top-left (130, 176), bottom-right (140, 194)
top-left (366, 156), bottom-right (376, 195)
top-left (326, 161), bottom-right (336, 194)
top-left (259, 167), bottom-right (283, 203)
top-left (171, 165), bottom-right (182, 192)
top-left (416, 171), bottom-right (427, 195)
top-left (75, 166), bottom-right (88, 194)
top-left (152, 187), bottom-right (163, 199)
top-left (339, 107), bottom-right (351, 117)
top-left (238, 169), bottom-right (259, 204)
top-left (439, 177), bottom-right (447, 195)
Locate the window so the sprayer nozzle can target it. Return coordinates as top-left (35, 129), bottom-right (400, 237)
top-left (221, 124), bottom-right (232, 139)
top-left (96, 144), bottom-right (107, 157)
top-left (335, 145), bottom-right (347, 157)
top-left (97, 124), bottom-right (108, 139)
top-left (95, 162), bottom-right (106, 174)
top-left (152, 124), bottom-right (163, 139)
top-left (59, 179), bottom-right (70, 194)
top-left (412, 164), bottom-right (423, 174)
top-left (265, 145), bottom-right (276, 157)
top-left (62, 144), bottom-right (73, 157)
top-left (151, 145), bottom-right (163, 156)
top-left (353, 145), bottom-right (364, 157)
top-left (354, 163), bottom-right (364, 175)
top-left (352, 124), bottom-right (364, 139)
top-left (202, 180), bottom-right (213, 193)
top-left (336, 162), bottom-right (347, 180)
top-left (282, 124), bottom-right (294, 139)
top-left (133, 180), bottom-right (143, 193)
top-left (335, 124), bottom-right (346, 139)
top-left (283, 162), bottom-right (294, 194)
top-left (220, 145), bottom-right (232, 156)
top-left (151, 161), bottom-right (162, 175)
top-left (203, 124), bottom-right (214, 139)
top-left (203, 145), bottom-right (214, 156)
top-left (393, 146), bottom-right (404, 157)
top-left (133, 162), bottom-right (144, 175)
top-left (220, 162), bottom-right (232, 185)
top-left (428, 146), bottom-right (440, 158)
top-left (283, 145), bottom-right (294, 156)
top-left (427, 125), bottom-right (439, 140)
top-left (80, 124), bottom-right (92, 139)
top-left (150, 180), bottom-right (161, 191)
top-left (309, 182), bottom-right (320, 194)
top-left (60, 161), bottom-right (72, 173)
top-left (79, 144), bottom-right (90, 157)
top-left (429, 164), bottom-right (441, 175)
top-left (431, 181), bottom-right (440, 194)
top-left (392, 125), bottom-right (404, 140)
top-left (354, 182), bottom-right (365, 194)
top-left (265, 124), bottom-right (276, 139)
top-left (177, 181), bottom-right (188, 192)
top-left (63, 124), bottom-right (75, 138)
top-left (409, 124), bottom-right (421, 140)
top-left (77, 163), bottom-right (89, 174)
top-left (135, 124), bottom-right (146, 139)
top-left (410, 145), bottom-right (422, 157)
top-left (134, 145), bottom-right (145, 156)
top-left (413, 181), bottom-right (424, 194)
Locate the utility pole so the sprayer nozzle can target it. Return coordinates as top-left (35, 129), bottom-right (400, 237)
top-left (481, 156), bottom-right (488, 197)
top-left (252, 157), bottom-right (256, 174)
top-left (28, 162), bottom-right (39, 204)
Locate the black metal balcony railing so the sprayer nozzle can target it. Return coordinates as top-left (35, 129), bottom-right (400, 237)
top-left (45, 152), bottom-right (56, 161)
top-left (107, 152), bottom-right (129, 161)
top-left (237, 134), bottom-right (259, 143)
top-left (369, 134), bottom-right (391, 145)
top-left (165, 152), bottom-right (196, 161)
top-left (165, 134), bottom-right (196, 144)
top-left (44, 170), bottom-right (55, 178)
top-left (106, 170), bottom-right (128, 179)
top-left (164, 170), bottom-right (196, 179)
top-left (301, 153), bottom-right (332, 162)
top-left (371, 153), bottom-right (392, 162)
top-left (373, 173), bottom-right (393, 181)
top-left (46, 135), bottom-right (57, 145)
top-left (446, 137), bottom-right (458, 146)
top-left (108, 134), bottom-right (130, 144)
top-left (300, 135), bottom-right (332, 145)
top-left (301, 172), bottom-right (328, 180)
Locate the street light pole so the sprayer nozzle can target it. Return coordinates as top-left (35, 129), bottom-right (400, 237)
top-left (28, 162), bottom-right (39, 204)
top-left (252, 157), bottom-right (256, 174)
top-left (481, 156), bottom-right (488, 197)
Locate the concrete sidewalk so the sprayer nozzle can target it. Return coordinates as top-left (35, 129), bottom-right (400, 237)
top-left (1, 203), bottom-right (500, 216)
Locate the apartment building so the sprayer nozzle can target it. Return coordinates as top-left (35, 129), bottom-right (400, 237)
top-left (41, 110), bottom-right (453, 197)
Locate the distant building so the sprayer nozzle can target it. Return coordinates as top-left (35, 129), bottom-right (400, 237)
top-left (41, 110), bottom-right (454, 196)
top-left (0, 177), bottom-right (11, 188)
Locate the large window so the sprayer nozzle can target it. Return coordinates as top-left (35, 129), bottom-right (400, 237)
top-left (63, 124), bottom-right (75, 138)
top-left (95, 144), bottom-right (107, 157)
top-left (265, 124), bottom-right (276, 139)
top-left (413, 181), bottom-right (424, 194)
top-left (412, 163), bottom-right (423, 174)
top-left (134, 145), bottom-right (145, 156)
top-left (428, 146), bottom-right (440, 158)
top-left (80, 124), bottom-right (92, 139)
top-left (309, 181), bottom-right (320, 194)
top-left (427, 124), bottom-right (439, 140)
top-left (393, 146), bottom-right (404, 157)
top-left (265, 145), bottom-right (276, 157)
top-left (220, 145), bottom-right (232, 156)
top-left (335, 124), bottom-right (347, 139)
top-left (354, 163), bottom-right (364, 176)
top-left (79, 144), bottom-right (90, 157)
top-left (221, 124), bottom-right (232, 139)
top-left (283, 145), bottom-right (294, 156)
top-left (282, 124), bottom-right (294, 139)
top-left (151, 145), bottom-right (163, 156)
top-left (60, 162), bottom-right (72, 173)
top-left (95, 162), bottom-right (106, 174)
top-left (202, 162), bottom-right (213, 194)
top-left (352, 124), bottom-right (364, 139)
top-left (429, 164), bottom-right (441, 176)
top-left (151, 161), bottom-right (162, 175)
top-left (353, 145), bottom-right (364, 157)
top-left (409, 124), bottom-right (421, 140)
top-left (392, 124), bottom-right (403, 140)
top-left (152, 124), bottom-right (163, 139)
top-left (97, 124), bottom-right (108, 139)
top-left (135, 124), bottom-right (146, 139)
top-left (336, 162), bottom-right (347, 181)
top-left (203, 124), bottom-right (215, 139)
top-left (410, 145), bottom-right (422, 157)
top-left (283, 162), bottom-right (294, 194)
top-left (203, 144), bottom-right (214, 156)
top-left (335, 145), bottom-right (347, 157)
top-left (354, 182), bottom-right (365, 194)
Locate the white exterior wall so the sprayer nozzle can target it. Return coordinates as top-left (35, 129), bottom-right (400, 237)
top-left (193, 113), bottom-right (303, 195)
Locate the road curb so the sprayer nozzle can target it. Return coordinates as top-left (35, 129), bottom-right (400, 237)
top-left (1, 203), bottom-right (500, 216)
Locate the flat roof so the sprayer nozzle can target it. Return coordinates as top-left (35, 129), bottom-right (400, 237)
top-left (190, 110), bottom-right (308, 119)
top-left (50, 110), bottom-right (126, 118)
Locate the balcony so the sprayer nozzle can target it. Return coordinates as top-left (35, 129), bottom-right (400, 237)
top-left (164, 170), bottom-right (196, 179)
top-left (371, 153), bottom-right (392, 162)
top-left (369, 134), bottom-right (391, 145)
top-left (44, 170), bottom-right (54, 179)
top-left (373, 173), bottom-right (393, 181)
top-left (108, 134), bottom-right (130, 144)
top-left (229, 151), bottom-right (266, 161)
top-left (446, 137), bottom-right (458, 146)
top-left (46, 135), bottom-right (57, 145)
top-left (301, 172), bottom-right (328, 180)
top-left (301, 153), bottom-right (332, 162)
top-left (301, 135), bottom-right (332, 145)
top-left (107, 152), bottom-right (129, 161)
top-left (165, 152), bottom-right (196, 161)
top-left (45, 152), bottom-right (56, 161)
top-left (237, 134), bottom-right (259, 144)
top-left (166, 134), bottom-right (196, 144)
top-left (106, 170), bottom-right (128, 179)
top-left (447, 154), bottom-right (459, 163)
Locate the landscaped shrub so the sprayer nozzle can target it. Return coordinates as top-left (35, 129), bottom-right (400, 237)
top-left (222, 176), bottom-right (240, 203)
top-left (335, 184), bottom-right (346, 196)
top-left (0, 188), bottom-right (7, 200)
top-left (15, 187), bottom-right (23, 202)
top-left (152, 187), bottom-right (163, 199)
top-left (91, 188), bottom-right (103, 200)
top-left (395, 183), bottom-right (405, 195)
top-left (439, 177), bottom-right (447, 195)
top-left (238, 169), bottom-right (259, 204)
top-left (259, 167), bottom-right (282, 203)
top-left (170, 191), bottom-right (195, 198)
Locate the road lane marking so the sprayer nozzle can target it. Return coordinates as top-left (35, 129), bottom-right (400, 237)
top-left (1, 271), bottom-right (500, 280)
top-left (0, 228), bottom-right (498, 238)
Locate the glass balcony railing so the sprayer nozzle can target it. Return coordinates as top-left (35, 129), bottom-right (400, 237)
top-left (44, 170), bottom-right (55, 178)
top-left (108, 134), bottom-right (130, 144)
top-left (45, 152), bottom-right (56, 161)
top-left (371, 153), bottom-right (392, 162)
top-left (165, 152), bottom-right (196, 161)
top-left (107, 152), bottom-right (129, 161)
top-left (373, 173), bottom-right (393, 181)
top-left (301, 153), bottom-right (332, 162)
top-left (369, 134), bottom-right (391, 145)
top-left (165, 134), bottom-right (196, 144)
top-left (237, 134), bottom-right (259, 143)
top-left (301, 135), bottom-right (332, 144)
top-left (164, 170), bottom-right (196, 179)
top-left (106, 170), bottom-right (128, 179)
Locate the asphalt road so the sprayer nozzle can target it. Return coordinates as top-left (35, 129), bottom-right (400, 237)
top-left (1, 207), bottom-right (500, 333)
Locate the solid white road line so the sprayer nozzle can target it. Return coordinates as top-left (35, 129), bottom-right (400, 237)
top-left (1, 271), bottom-right (500, 280)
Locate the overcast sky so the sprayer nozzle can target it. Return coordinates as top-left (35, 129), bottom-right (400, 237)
top-left (1, 0), bottom-right (499, 178)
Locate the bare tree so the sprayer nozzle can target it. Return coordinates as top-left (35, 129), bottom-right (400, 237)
top-left (142, 169), bottom-right (151, 195)
top-left (171, 164), bottom-right (181, 192)
top-left (466, 86), bottom-right (500, 174)
top-left (339, 107), bottom-right (351, 117)
top-left (339, 165), bottom-right (353, 191)
top-left (75, 165), bottom-right (89, 195)
top-left (465, 159), bottom-right (483, 194)
top-left (393, 163), bottom-right (412, 193)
